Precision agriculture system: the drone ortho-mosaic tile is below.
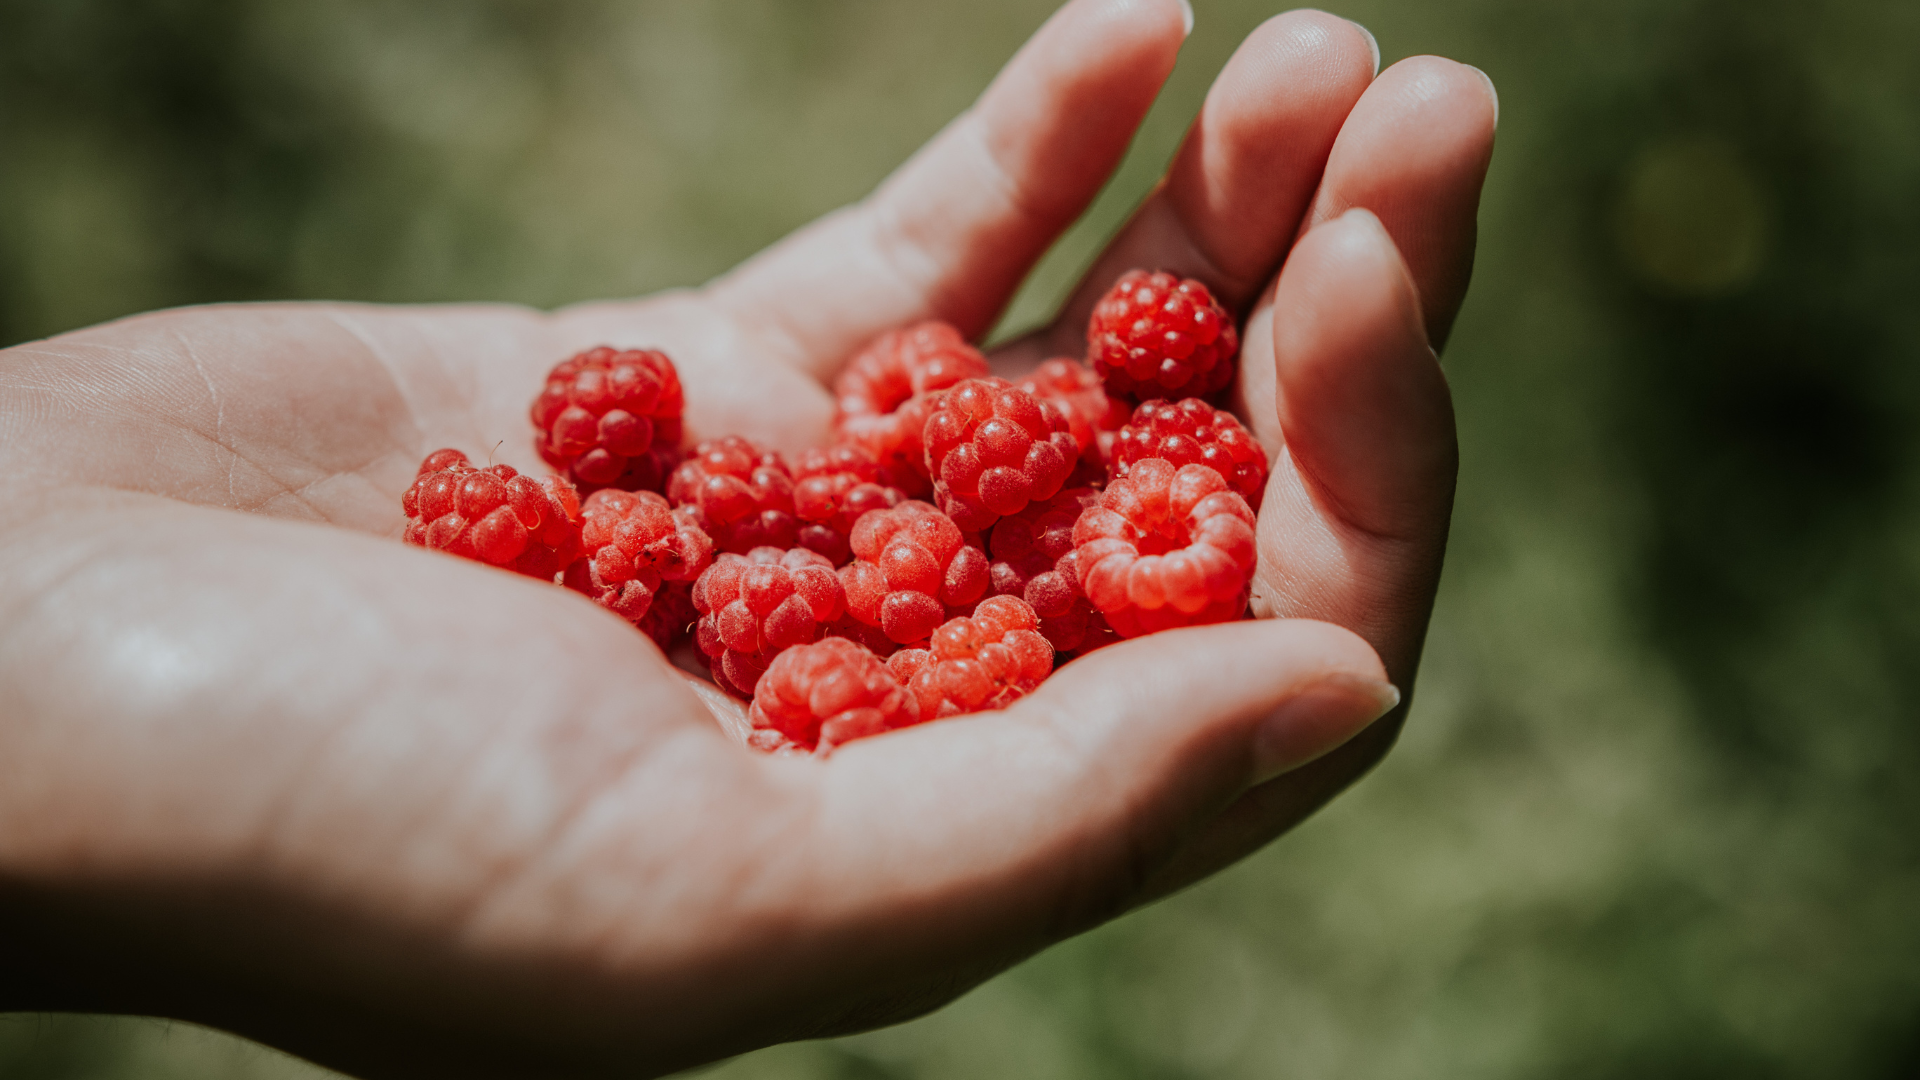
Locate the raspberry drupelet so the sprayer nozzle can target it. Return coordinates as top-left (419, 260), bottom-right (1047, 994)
top-left (839, 501), bottom-right (990, 646)
top-left (667, 436), bottom-right (800, 554)
top-left (692, 547), bottom-right (848, 698)
top-left (1112, 397), bottom-right (1269, 510)
top-left (833, 321), bottom-right (990, 496)
top-left (1071, 458), bottom-right (1258, 637)
top-left (985, 486), bottom-right (1111, 654)
top-left (922, 377), bottom-right (1081, 533)
top-left (790, 444), bottom-right (905, 565)
top-left (562, 488), bottom-right (715, 623)
top-left (749, 637), bottom-right (920, 754)
top-left (532, 347), bottom-right (685, 492)
top-left (886, 595), bottom-right (1054, 719)
top-left (1087, 270), bottom-right (1239, 401)
top-left (403, 449), bottom-right (582, 581)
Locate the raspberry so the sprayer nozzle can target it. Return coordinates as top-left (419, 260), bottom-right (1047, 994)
top-left (562, 488), bottom-right (715, 623)
top-left (1112, 398), bottom-right (1268, 510)
top-left (532, 347), bottom-right (685, 492)
top-left (833, 321), bottom-right (990, 496)
top-left (984, 486), bottom-right (1110, 653)
top-left (638, 581), bottom-right (698, 654)
top-left (1087, 270), bottom-right (1238, 401)
top-left (1016, 358), bottom-right (1128, 462)
top-left (403, 449), bottom-right (582, 580)
top-left (1071, 458), bottom-right (1257, 637)
top-left (885, 595), bottom-right (1054, 718)
top-left (749, 637), bottom-right (920, 753)
top-left (922, 377), bottom-right (1080, 532)
top-left (790, 444), bottom-right (905, 565)
top-left (667, 436), bottom-right (800, 554)
top-left (692, 547), bottom-right (848, 697)
top-left (839, 501), bottom-right (991, 645)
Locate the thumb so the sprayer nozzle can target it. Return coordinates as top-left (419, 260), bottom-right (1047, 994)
top-left (803, 619), bottom-right (1395, 957)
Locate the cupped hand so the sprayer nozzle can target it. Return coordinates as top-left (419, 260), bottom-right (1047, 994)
top-left (0, 2), bottom-right (1494, 1077)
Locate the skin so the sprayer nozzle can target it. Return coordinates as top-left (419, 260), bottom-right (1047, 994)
top-left (0, 2), bottom-right (1494, 1077)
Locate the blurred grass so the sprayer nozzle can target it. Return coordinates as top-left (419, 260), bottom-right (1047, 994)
top-left (3, 0), bottom-right (1918, 1077)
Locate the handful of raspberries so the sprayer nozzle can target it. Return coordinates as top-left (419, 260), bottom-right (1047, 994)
top-left (401, 273), bottom-right (1267, 755)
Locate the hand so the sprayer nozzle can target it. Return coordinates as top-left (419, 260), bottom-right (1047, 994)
top-left (0, 2), bottom-right (1494, 1077)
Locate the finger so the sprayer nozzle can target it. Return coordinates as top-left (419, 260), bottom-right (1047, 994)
top-left (1302, 55), bottom-right (1498, 350)
top-left (1251, 208), bottom-right (1454, 680)
top-left (790, 620), bottom-right (1394, 983)
top-left (700, 0), bottom-right (1191, 378)
top-left (1008, 9), bottom-right (1376, 367)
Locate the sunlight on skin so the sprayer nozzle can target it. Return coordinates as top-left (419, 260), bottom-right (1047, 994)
top-left (0, 1), bottom-right (1494, 1076)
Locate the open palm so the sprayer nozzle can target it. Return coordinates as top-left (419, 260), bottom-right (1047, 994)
top-left (0, 3), bottom-right (1494, 1077)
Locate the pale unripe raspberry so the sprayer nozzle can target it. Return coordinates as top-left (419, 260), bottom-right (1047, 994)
top-left (750, 637), bottom-right (920, 753)
top-left (1112, 397), bottom-right (1268, 509)
top-left (668, 436), bottom-right (800, 554)
top-left (886, 595), bottom-right (1054, 718)
top-left (923, 377), bottom-right (1080, 532)
top-left (693, 547), bottom-right (848, 697)
top-left (1087, 270), bottom-right (1238, 400)
top-left (403, 449), bottom-right (581, 581)
top-left (532, 347), bottom-right (684, 492)
top-left (1071, 458), bottom-right (1257, 637)
top-left (833, 321), bottom-right (990, 495)
top-left (840, 501), bottom-right (990, 645)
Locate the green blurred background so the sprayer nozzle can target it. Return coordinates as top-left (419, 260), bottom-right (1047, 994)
top-left (3, 0), bottom-right (1917, 1076)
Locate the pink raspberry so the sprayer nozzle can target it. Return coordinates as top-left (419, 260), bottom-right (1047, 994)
top-left (667, 436), bottom-right (800, 554)
top-left (692, 547), bottom-right (848, 698)
top-left (1087, 270), bottom-right (1238, 401)
top-left (790, 444), bottom-right (905, 565)
top-left (885, 595), bottom-right (1054, 719)
top-left (984, 487), bottom-right (1111, 653)
top-left (839, 501), bottom-right (990, 645)
top-left (1112, 398), bottom-right (1268, 510)
top-left (532, 347), bottom-right (684, 492)
top-left (922, 377), bottom-right (1080, 532)
top-left (833, 321), bottom-right (990, 496)
top-left (403, 449), bottom-right (582, 581)
top-left (562, 488), bottom-right (714, 623)
top-left (1016, 358), bottom-right (1129, 462)
top-left (1071, 458), bottom-right (1257, 638)
top-left (749, 637), bottom-right (920, 753)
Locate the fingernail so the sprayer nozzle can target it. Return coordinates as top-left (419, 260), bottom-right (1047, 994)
top-left (1467, 64), bottom-right (1499, 128)
top-left (1349, 20), bottom-right (1380, 76)
top-left (1176, 0), bottom-right (1194, 37)
top-left (1250, 674), bottom-right (1400, 785)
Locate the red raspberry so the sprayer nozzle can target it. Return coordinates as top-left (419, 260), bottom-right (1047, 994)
top-left (1087, 270), bottom-right (1238, 400)
top-left (692, 547), bottom-right (848, 697)
top-left (638, 581), bottom-right (698, 654)
top-left (667, 436), bottom-right (800, 554)
top-left (922, 377), bottom-right (1080, 532)
top-left (839, 501), bottom-right (990, 645)
top-left (984, 487), bottom-right (1111, 653)
top-left (833, 321), bottom-right (990, 496)
top-left (532, 347), bottom-right (684, 492)
top-left (885, 596), bottom-right (1054, 719)
top-left (790, 444), bottom-right (905, 565)
top-left (1112, 398), bottom-right (1268, 510)
top-left (562, 488), bottom-right (715, 623)
top-left (403, 449), bottom-right (582, 580)
top-left (749, 637), bottom-right (920, 753)
top-left (1072, 458), bottom-right (1257, 637)
top-left (1016, 358), bottom-right (1129, 461)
